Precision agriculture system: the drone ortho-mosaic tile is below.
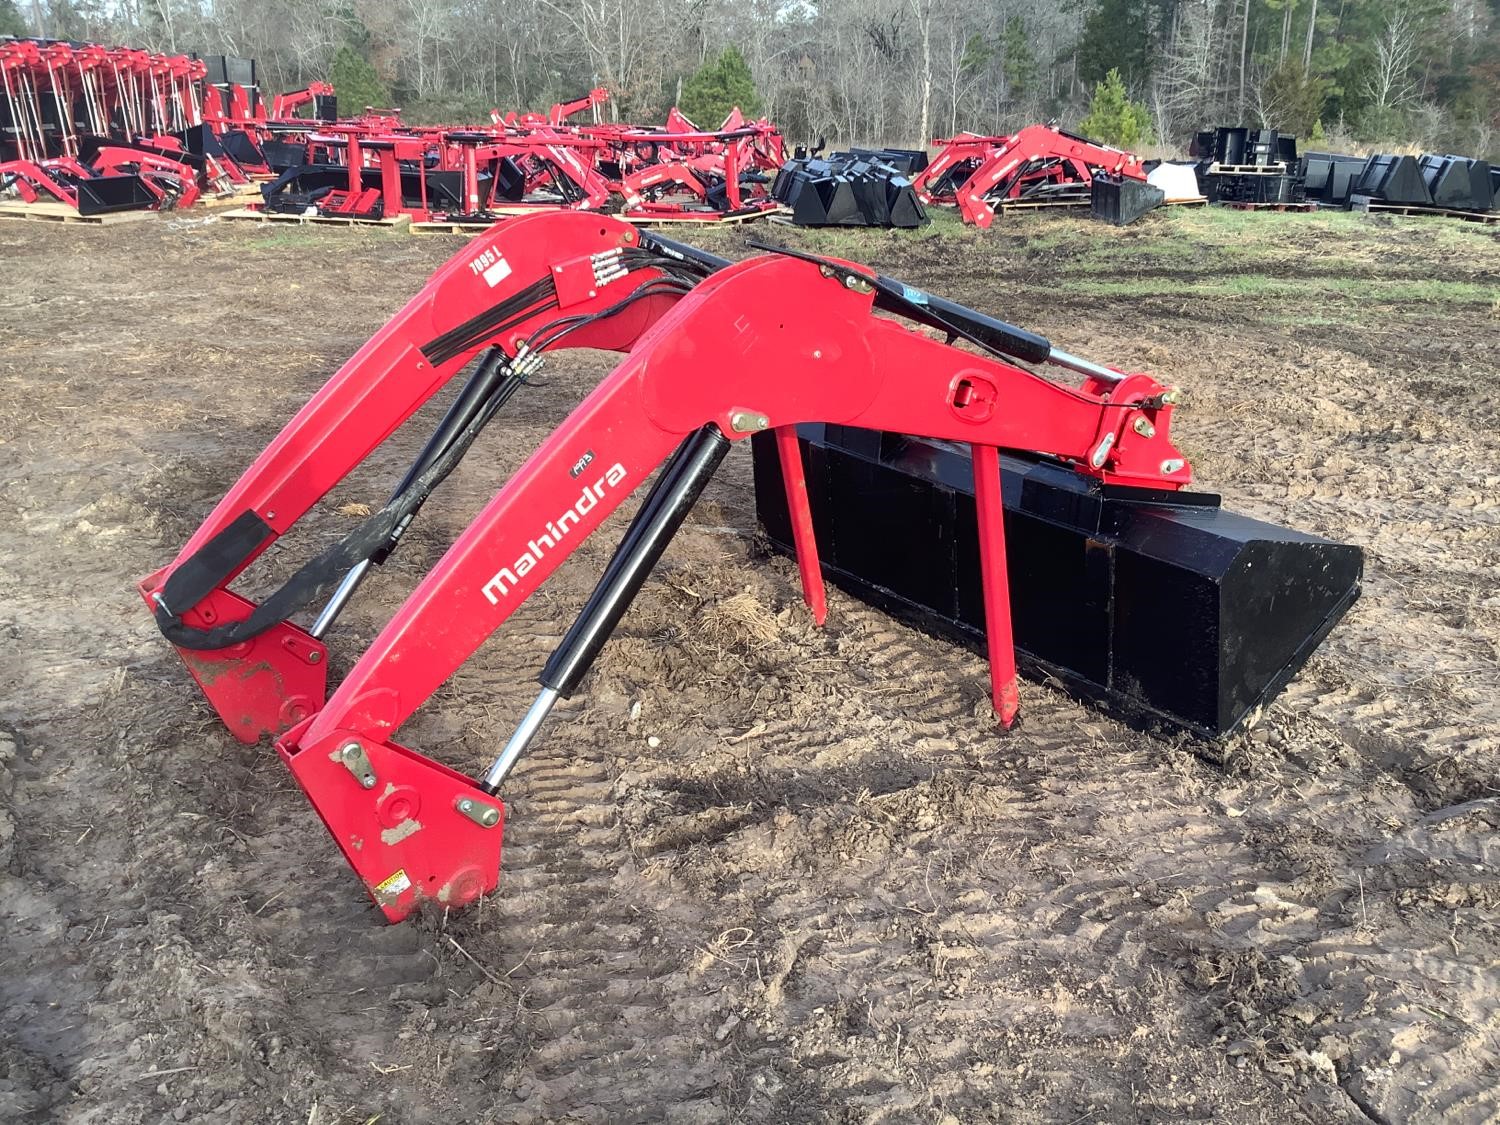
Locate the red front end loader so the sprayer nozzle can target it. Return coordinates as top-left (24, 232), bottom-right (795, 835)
top-left (140, 213), bottom-right (1359, 921)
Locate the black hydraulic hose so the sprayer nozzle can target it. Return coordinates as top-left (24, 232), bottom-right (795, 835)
top-left (369, 346), bottom-right (515, 564)
top-left (649, 232), bottom-right (1054, 366)
top-left (158, 350), bottom-right (527, 650)
top-left (421, 276), bottom-right (557, 366)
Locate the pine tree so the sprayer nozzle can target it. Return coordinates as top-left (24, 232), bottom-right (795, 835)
top-left (1074, 0), bottom-right (1153, 88)
top-left (329, 46), bottom-right (391, 113)
top-left (1077, 68), bottom-right (1152, 148)
top-left (1262, 63), bottom-right (1331, 137)
top-left (1001, 17), bottom-right (1036, 100)
top-left (679, 46), bottom-right (762, 127)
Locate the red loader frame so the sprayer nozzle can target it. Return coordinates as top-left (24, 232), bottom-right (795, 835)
top-left (916, 124), bottom-right (1148, 227)
top-left (140, 212), bottom-right (1189, 922)
top-left (617, 130), bottom-right (780, 219)
top-left (0, 146), bottom-right (199, 211)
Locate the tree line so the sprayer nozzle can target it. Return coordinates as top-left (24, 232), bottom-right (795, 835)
top-left (6, 0), bottom-right (1496, 157)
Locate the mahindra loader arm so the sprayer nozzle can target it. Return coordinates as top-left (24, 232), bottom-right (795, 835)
top-left (139, 211), bottom-right (690, 743)
top-left (143, 213), bottom-right (1188, 921)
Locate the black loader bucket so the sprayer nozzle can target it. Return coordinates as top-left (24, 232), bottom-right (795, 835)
top-left (752, 425), bottom-right (1362, 741)
top-left (1353, 154), bottom-right (1432, 205)
top-left (74, 174), bottom-right (158, 215)
top-left (1090, 174), bottom-right (1164, 225)
top-left (1304, 152), bottom-right (1364, 204)
top-left (774, 154), bottom-right (928, 228)
top-left (1418, 155), bottom-right (1493, 211)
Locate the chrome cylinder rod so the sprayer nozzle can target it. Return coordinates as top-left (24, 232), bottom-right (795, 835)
top-left (308, 559), bottom-right (374, 639)
top-left (1046, 347), bottom-right (1126, 383)
top-left (481, 688), bottom-right (560, 792)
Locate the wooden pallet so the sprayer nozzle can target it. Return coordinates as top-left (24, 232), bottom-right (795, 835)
top-left (1217, 201), bottom-right (1317, 212)
top-left (197, 183), bottom-right (264, 208)
top-left (218, 207), bottom-right (412, 229)
top-left (993, 194), bottom-right (1092, 212)
top-left (1164, 196), bottom-right (1209, 207)
top-left (0, 200), bottom-right (155, 225)
top-left (1208, 163), bottom-right (1288, 175)
top-left (410, 218), bottom-right (502, 234)
top-left (1349, 197), bottom-right (1498, 223)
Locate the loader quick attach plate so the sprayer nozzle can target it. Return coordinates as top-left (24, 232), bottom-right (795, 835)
top-left (753, 424), bottom-right (1363, 740)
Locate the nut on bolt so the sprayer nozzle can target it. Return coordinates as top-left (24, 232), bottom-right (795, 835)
top-left (456, 796), bottom-right (501, 828)
top-left (1133, 416), bottom-right (1156, 438)
top-left (339, 741), bottom-right (376, 789)
top-left (729, 409), bottom-right (770, 434)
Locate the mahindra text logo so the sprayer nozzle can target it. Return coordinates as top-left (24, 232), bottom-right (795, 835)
top-left (482, 463), bottom-right (628, 604)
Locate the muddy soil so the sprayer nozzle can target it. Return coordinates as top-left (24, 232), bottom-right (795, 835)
top-left (0, 208), bottom-right (1496, 1124)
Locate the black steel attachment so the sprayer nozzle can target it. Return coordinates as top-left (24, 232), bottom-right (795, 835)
top-left (753, 424), bottom-right (1363, 741)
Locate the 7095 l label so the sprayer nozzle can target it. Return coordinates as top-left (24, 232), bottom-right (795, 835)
top-left (468, 248), bottom-right (512, 288)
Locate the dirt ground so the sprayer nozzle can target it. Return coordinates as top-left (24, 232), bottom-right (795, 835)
top-left (0, 205), bottom-right (1496, 1125)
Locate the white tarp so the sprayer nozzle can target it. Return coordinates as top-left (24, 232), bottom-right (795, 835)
top-left (1148, 162), bottom-right (1203, 202)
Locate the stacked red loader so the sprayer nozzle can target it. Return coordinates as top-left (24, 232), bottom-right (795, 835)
top-left (248, 89), bottom-right (787, 224)
top-left (1, 37), bottom-right (206, 214)
top-left (914, 123), bottom-right (1149, 227)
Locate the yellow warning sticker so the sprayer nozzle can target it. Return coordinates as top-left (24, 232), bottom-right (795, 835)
top-left (374, 868), bottom-right (412, 901)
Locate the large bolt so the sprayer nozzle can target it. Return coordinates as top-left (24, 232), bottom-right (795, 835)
top-left (729, 410), bottom-right (770, 433)
top-left (1133, 417), bottom-right (1156, 438)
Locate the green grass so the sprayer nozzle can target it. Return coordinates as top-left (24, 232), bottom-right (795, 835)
top-left (241, 225), bottom-right (408, 250)
top-left (1058, 273), bottom-right (1494, 305)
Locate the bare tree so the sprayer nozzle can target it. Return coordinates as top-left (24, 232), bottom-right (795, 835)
top-left (908, 0), bottom-right (934, 144)
top-left (1363, 3), bottom-right (1420, 114)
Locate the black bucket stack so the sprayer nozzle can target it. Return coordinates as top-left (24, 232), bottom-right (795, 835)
top-left (1417, 154), bottom-right (1493, 209)
top-left (772, 149), bottom-right (929, 228)
top-left (1351, 154), bottom-right (1432, 206)
top-left (1200, 126), bottom-right (1306, 205)
top-left (1308, 151), bottom-right (1494, 213)
top-left (752, 424), bottom-right (1363, 741)
top-left (1303, 152), bottom-right (1366, 207)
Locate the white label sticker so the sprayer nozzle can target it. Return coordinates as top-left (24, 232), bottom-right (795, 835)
top-left (482, 257), bottom-right (513, 288)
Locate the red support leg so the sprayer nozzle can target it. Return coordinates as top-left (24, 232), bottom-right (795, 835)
top-left (972, 443), bottom-right (1020, 726)
top-left (774, 425), bottom-right (826, 625)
